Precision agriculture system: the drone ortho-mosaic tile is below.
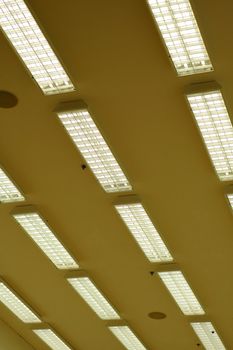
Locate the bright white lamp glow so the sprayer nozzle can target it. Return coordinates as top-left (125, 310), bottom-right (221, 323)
top-left (57, 106), bottom-right (132, 193)
top-left (109, 326), bottom-right (147, 350)
top-left (67, 277), bottom-right (119, 320)
top-left (0, 282), bottom-right (40, 323)
top-left (227, 194), bottom-right (233, 209)
top-left (187, 90), bottom-right (233, 181)
top-left (33, 329), bottom-right (72, 350)
top-left (0, 0), bottom-right (74, 95)
top-left (191, 322), bottom-right (226, 350)
top-left (147, 0), bottom-right (212, 75)
top-left (13, 211), bottom-right (78, 269)
top-left (115, 203), bottom-right (172, 262)
top-left (0, 167), bottom-right (24, 202)
top-left (158, 271), bottom-right (204, 315)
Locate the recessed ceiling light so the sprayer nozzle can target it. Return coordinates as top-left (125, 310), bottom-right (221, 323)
top-left (191, 322), bottom-right (226, 350)
top-left (0, 167), bottom-right (24, 203)
top-left (0, 91), bottom-right (18, 108)
top-left (115, 202), bottom-right (172, 262)
top-left (0, 281), bottom-right (40, 323)
top-left (67, 277), bottom-right (120, 320)
top-left (158, 271), bottom-right (204, 315)
top-left (187, 89), bottom-right (233, 181)
top-left (0, 0), bottom-right (74, 95)
top-left (227, 194), bottom-right (233, 209)
top-left (12, 208), bottom-right (79, 269)
top-left (147, 0), bottom-right (213, 75)
top-left (56, 101), bottom-right (132, 193)
top-left (33, 329), bottom-right (72, 350)
top-left (109, 326), bottom-right (147, 350)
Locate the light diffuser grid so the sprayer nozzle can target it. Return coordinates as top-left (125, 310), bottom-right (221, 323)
top-left (191, 322), bottom-right (226, 350)
top-left (33, 329), bottom-right (71, 350)
top-left (187, 90), bottom-right (233, 181)
top-left (158, 271), bottom-right (204, 315)
top-left (147, 0), bottom-right (212, 75)
top-left (0, 0), bottom-right (74, 95)
top-left (115, 203), bottom-right (172, 262)
top-left (0, 167), bottom-right (24, 202)
top-left (109, 326), bottom-right (147, 350)
top-left (227, 194), bottom-right (233, 209)
top-left (57, 109), bottom-right (132, 193)
top-left (68, 277), bottom-right (119, 320)
top-left (0, 282), bottom-right (40, 323)
top-left (13, 212), bottom-right (78, 269)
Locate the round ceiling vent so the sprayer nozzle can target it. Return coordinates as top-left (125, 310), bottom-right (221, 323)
top-left (0, 91), bottom-right (18, 108)
top-left (148, 312), bottom-right (166, 319)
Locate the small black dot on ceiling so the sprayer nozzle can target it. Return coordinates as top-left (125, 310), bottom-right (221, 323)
top-left (148, 312), bottom-right (166, 320)
top-left (0, 91), bottom-right (18, 108)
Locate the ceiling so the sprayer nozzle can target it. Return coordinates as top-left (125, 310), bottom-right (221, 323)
top-left (0, 0), bottom-right (232, 349)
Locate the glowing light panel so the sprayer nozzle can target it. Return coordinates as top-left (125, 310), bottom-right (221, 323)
top-left (158, 271), bottom-right (204, 315)
top-left (187, 90), bottom-right (233, 180)
top-left (0, 0), bottom-right (74, 94)
top-left (57, 108), bottom-right (132, 192)
top-left (115, 203), bottom-right (172, 262)
top-left (147, 0), bottom-right (212, 75)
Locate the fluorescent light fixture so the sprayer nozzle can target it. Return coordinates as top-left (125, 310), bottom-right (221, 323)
top-left (147, 0), bottom-right (212, 75)
top-left (0, 0), bottom-right (74, 95)
top-left (115, 203), bottom-right (172, 262)
top-left (33, 329), bottom-right (72, 350)
top-left (109, 326), bottom-right (147, 350)
top-left (56, 102), bottom-right (132, 193)
top-left (158, 271), bottom-right (204, 315)
top-left (191, 322), bottom-right (226, 350)
top-left (0, 167), bottom-right (24, 202)
top-left (227, 194), bottom-right (233, 208)
top-left (187, 90), bottom-right (233, 181)
top-left (67, 277), bottom-right (119, 320)
top-left (13, 210), bottom-right (78, 269)
top-left (0, 282), bottom-right (40, 323)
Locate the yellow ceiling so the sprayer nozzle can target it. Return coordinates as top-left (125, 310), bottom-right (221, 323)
top-left (0, 0), bottom-right (232, 349)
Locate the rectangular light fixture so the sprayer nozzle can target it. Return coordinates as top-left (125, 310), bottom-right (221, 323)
top-left (0, 167), bottom-right (24, 203)
top-left (115, 202), bottom-right (172, 262)
top-left (191, 322), bottom-right (226, 350)
top-left (187, 89), bottom-right (233, 181)
top-left (0, 281), bottom-right (40, 323)
top-left (0, 0), bottom-right (74, 95)
top-left (12, 209), bottom-right (79, 270)
top-left (158, 271), bottom-right (204, 315)
top-left (109, 326), bottom-right (147, 350)
top-left (67, 277), bottom-right (120, 320)
top-left (227, 194), bottom-right (233, 208)
top-left (56, 101), bottom-right (132, 193)
top-left (33, 329), bottom-right (72, 350)
top-left (147, 0), bottom-right (212, 75)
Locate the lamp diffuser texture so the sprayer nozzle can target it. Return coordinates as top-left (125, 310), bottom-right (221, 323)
top-left (0, 282), bottom-right (40, 323)
top-left (0, 0), bottom-right (74, 94)
top-left (67, 277), bottom-right (119, 320)
top-left (158, 271), bottom-right (204, 315)
top-left (0, 167), bottom-right (24, 202)
top-left (147, 0), bottom-right (212, 75)
top-left (191, 322), bottom-right (226, 350)
top-left (13, 212), bottom-right (78, 269)
top-left (109, 326), bottom-right (147, 350)
top-left (33, 329), bottom-right (72, 350)
top-left (57, 108), bottom-right (132, 193)
top-left (187, 90), bottom-right (233, 180)
top-left (115, 203), bottom-right (172, 262)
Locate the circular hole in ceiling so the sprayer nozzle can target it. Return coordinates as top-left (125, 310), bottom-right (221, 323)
top-left (0, 91), bottom-right (18, 108)
top-left (148, 312), bottom-right (166, 320)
